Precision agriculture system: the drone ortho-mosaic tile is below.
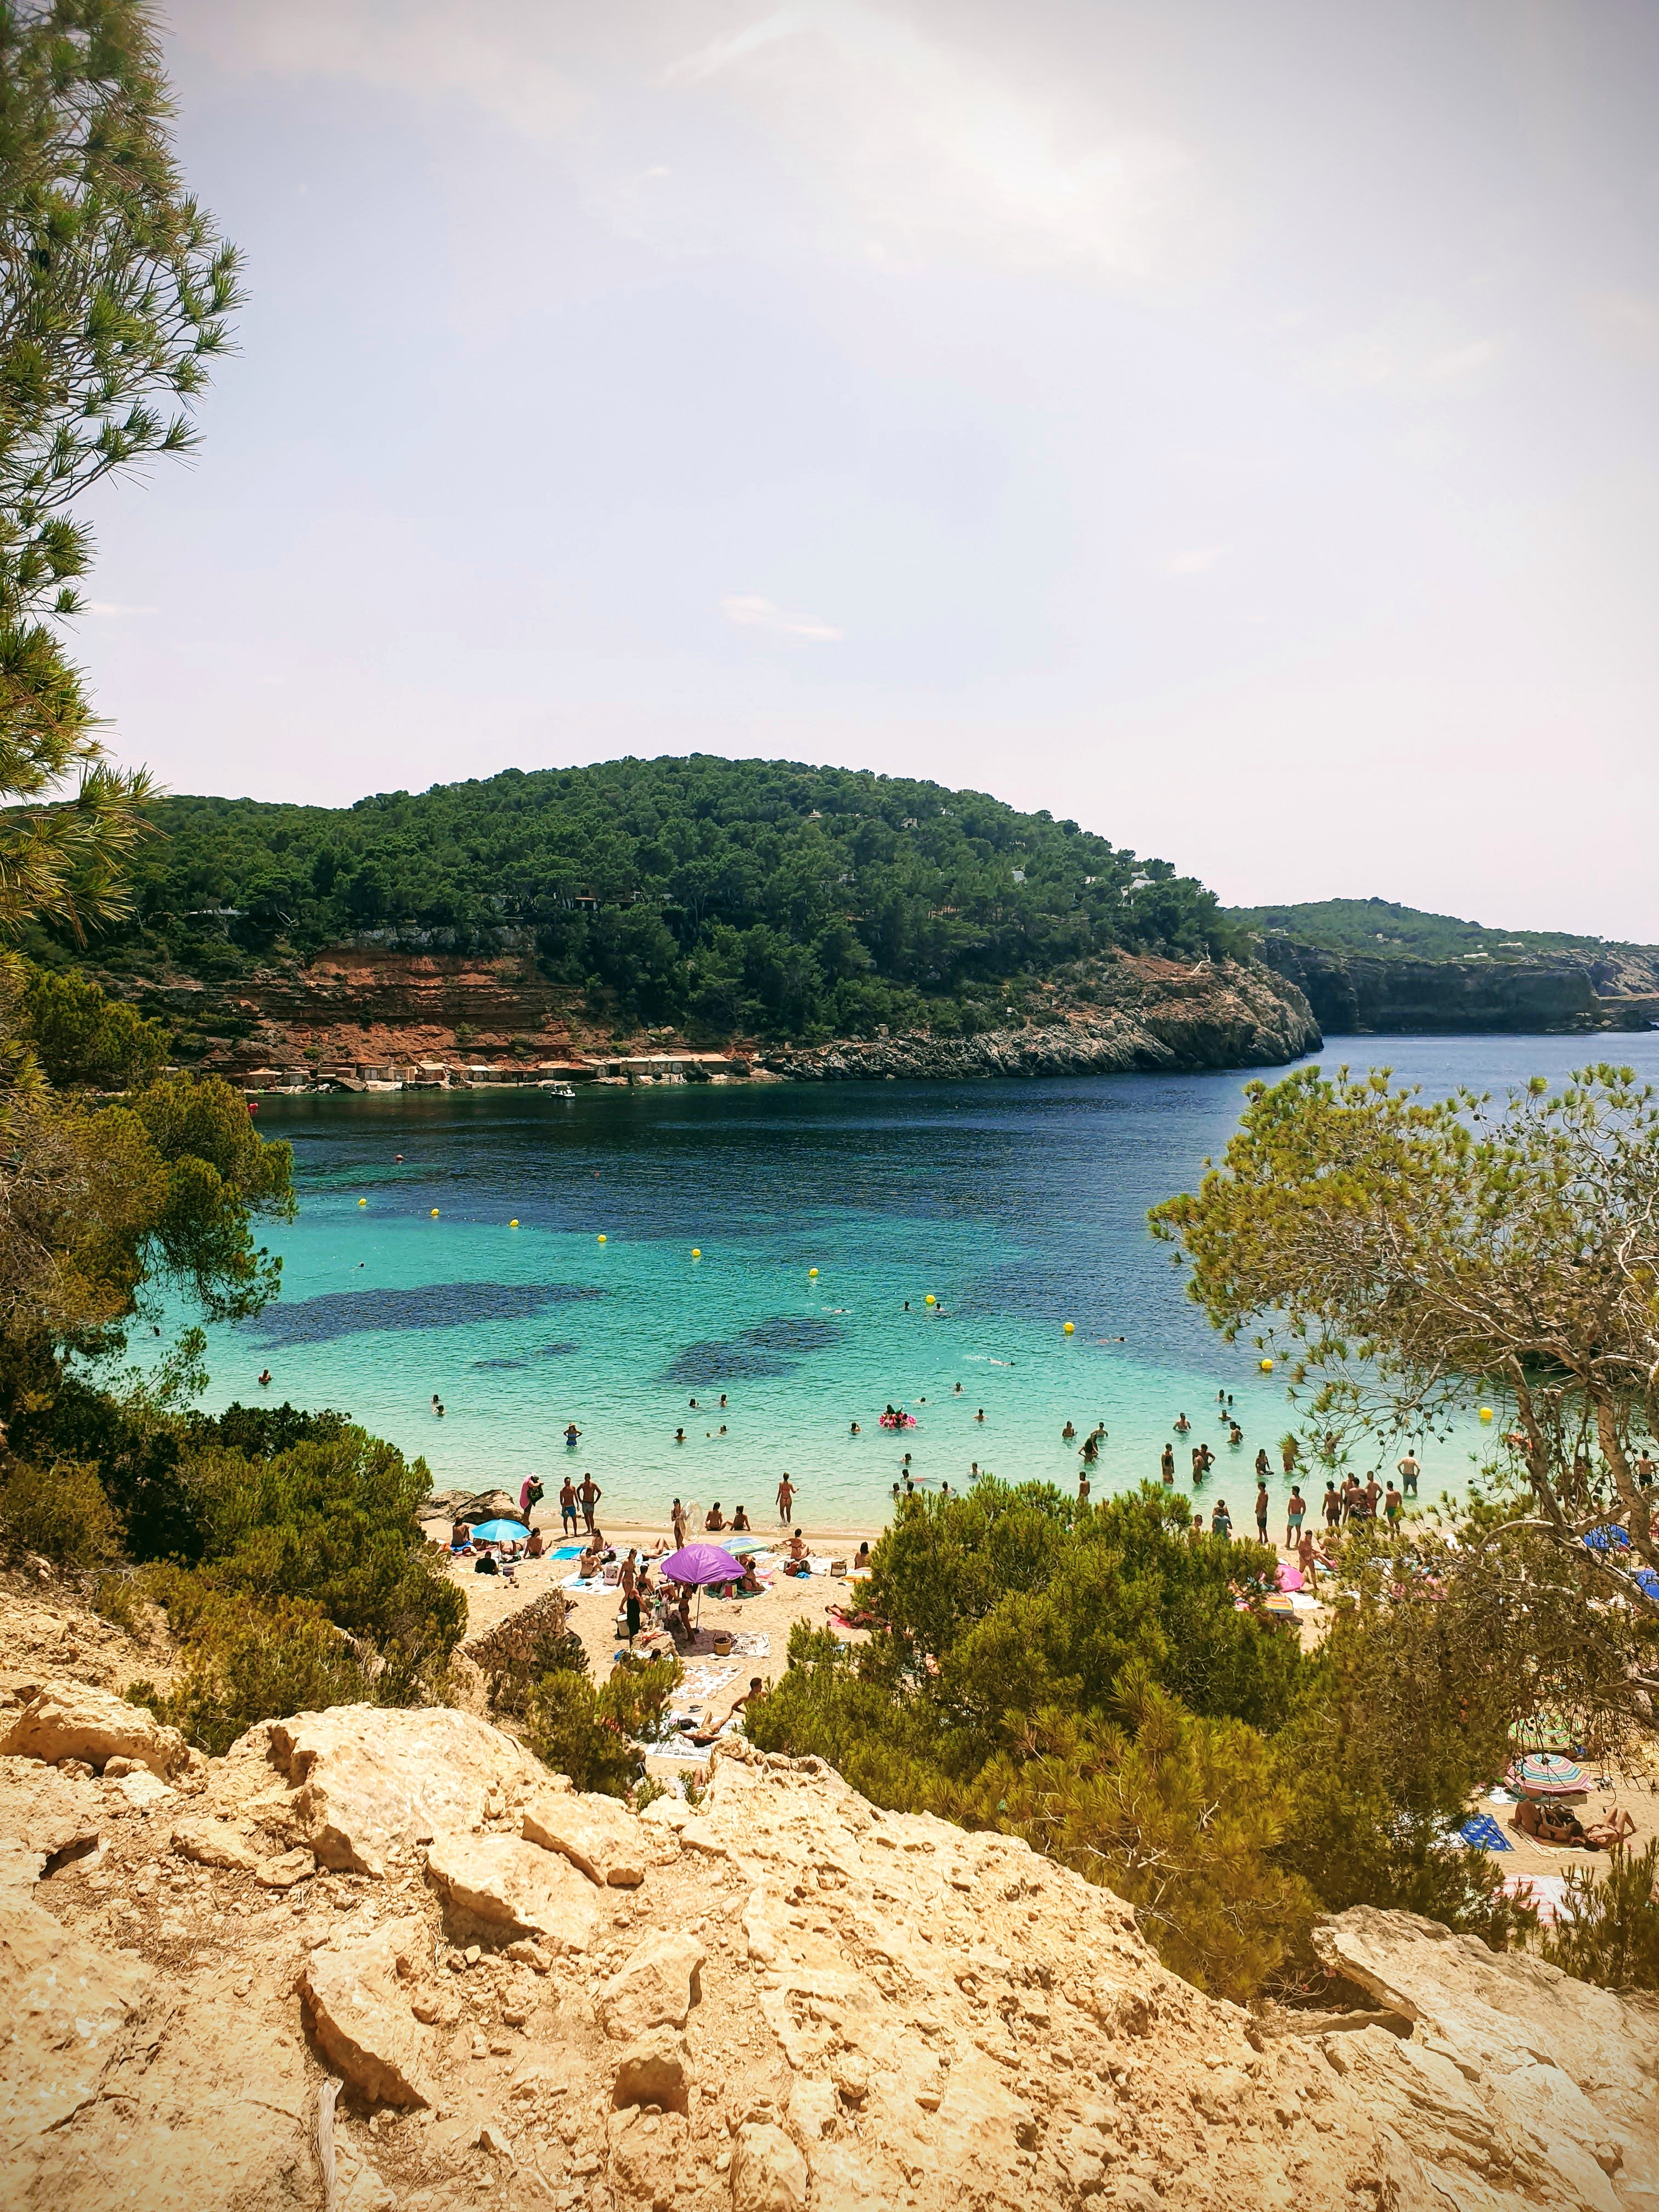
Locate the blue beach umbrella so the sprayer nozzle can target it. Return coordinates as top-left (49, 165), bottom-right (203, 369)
top-left (471, 1517), bottom-right (529, 1543)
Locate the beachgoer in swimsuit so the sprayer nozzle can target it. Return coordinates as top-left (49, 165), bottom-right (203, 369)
top-left (1254, 1484), bottom-right (1269, 1541)
top-left (975, 1408), bottom-right (985, 1423)
top-left (1161, 1444), bottom-right (1175, 1481)
top-left (675, 1427), bottom-right (686, 1443)
top-left (1077, 1471), bottom-right (1091, 1506)
top-left (560, 1478), bottom-right (579, 1535)
top-left (672, 1497), bottom-right (687, 1548)
top-left (1384, 1482), bottom-right (1404, 1526)
top-left (258, 1368), bottom-right (271, 1387)
top-left (1254, 1449), bottom-right (1270, 1481)
top-left (578, 1474), bottom-right (601, 1532)
top-left (1175, 1413), bottom-right (1190, 1433)
top-left (1063, 1421), bottom-right (1076, 1441)
top-left (776, 1474), bottom-right (795, 1523)
top-left (1285, 1487), bottom-right (1305, 1547)
top-left (704, 1503), bottom-right (726, 1532)
top-left (564, 1422), bottom-right (580, 1447)
top-left (622, 1551), bottom-right (640, 1645)
top-left (526, 1528), bottom-right (545, 1559)
top-left (1212, 1499), bottom-right (1232, 1538)
top-left (850, 1420), bottom-right (860, 1434)
top-left (731, 1505), bottom-right (751, 1531)
top-left (1397, 1451), bottom-right (1420, 1498)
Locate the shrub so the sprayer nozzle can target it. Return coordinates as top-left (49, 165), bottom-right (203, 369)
top-left (0, 1455), bottom-right (117, 1568)
top-left (132, 1594), bottom-right (377, 1758)
top-left (524, 1655), bottom-right (682, 1798)
top-left (1540, 1842), bottom-right (1659, 1993)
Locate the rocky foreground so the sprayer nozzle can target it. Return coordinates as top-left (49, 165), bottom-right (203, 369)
top-left (3, 1675), bottom-right (1656, 2211)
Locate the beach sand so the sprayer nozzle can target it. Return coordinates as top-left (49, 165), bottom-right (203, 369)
top-left (424, 1509), bottom-right (881, 1753)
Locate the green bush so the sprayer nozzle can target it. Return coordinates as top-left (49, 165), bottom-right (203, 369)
top-left (131, 1593), bottom-right (376, 1758)
top-left (524, 1655), bottom-right (682, 1798)
top-left (0, 1455), bottom-right (117, 1568)
top-left (1541, 1842), bottom-right (1659, 1993)
top-left (22, 968), bottom-right (170, 1091)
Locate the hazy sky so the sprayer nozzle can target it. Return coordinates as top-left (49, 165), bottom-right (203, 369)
top-left (78, 2), bottom-right (1659, 936)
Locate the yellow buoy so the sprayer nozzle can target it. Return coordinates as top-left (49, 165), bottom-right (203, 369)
top-left (1063, 1320), bottom-right (1074, 1334)
top-left (358, 1198), bottom-right (367, 1207)
top-left (1260, 1357), bottom-right (1273, 1372)
top-left (1479, 1406), bottom-right (1493, 1421)
top-left (808, 1267), bottom-right (819, 1278)
top-left (597, 1234), bottom-right (607, 1244)
top-left (430, 1207), bottom-right (439, 1217)
top-left (691, 1247), bottom-right (702, 1259)
top-left (510, 1220), bottom-right (519, 1228)
top-left (926, 1294), bottom-right (937, 1307)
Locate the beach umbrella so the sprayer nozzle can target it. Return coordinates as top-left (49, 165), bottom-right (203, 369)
top-left (659, 1543), bottom-right (743, 1585)
top-left (660, 1542), bottom-right (745, 1632)
top-left (471, 1518), bottom-right (529, 1544)
top-left (1507, 1752), bottom-right (1587, 1796)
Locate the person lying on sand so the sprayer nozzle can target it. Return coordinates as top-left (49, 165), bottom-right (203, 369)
top-left (1513, 1798), bottom-right (1588, 1846)
top-left (689, 1679), bottom-right (766, 1746)
top-left (1582, 1808), bottom-right (1637, 1849)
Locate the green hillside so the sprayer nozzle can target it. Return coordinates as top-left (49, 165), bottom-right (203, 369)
top-left (46, 755), bottom-right (1242, 1044)
top-left (1224, 896), bottom-right (1633, 963)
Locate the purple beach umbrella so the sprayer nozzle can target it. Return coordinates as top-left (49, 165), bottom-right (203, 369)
top-left (659, 1543), bottom-right (744, 1586)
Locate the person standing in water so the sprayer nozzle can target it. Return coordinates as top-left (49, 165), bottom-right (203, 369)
top-left (1397, 1449), bottom-right (1420, 1499)
top-left (776, 1472), bottom-right (795, 1524)
top-left (1161, 1443), bottom-right (1175, 1481)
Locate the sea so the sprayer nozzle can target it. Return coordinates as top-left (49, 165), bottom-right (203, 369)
top-left (154, 1034), bottom-right (1659, 1532)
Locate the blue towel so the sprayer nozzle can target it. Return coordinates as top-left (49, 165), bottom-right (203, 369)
top-left (1459, 1813), bottom-right (1513, 1853)
top-left (552, 1544), bottom-right (584, 1559)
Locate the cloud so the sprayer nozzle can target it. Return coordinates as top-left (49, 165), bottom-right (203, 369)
top-left (87, 601), bottom-right (159, 616)
top-left (1161, 547), bottom-right (1227, 575)
top-left (665, 0), bottom-right (1210, 279)
top-left (721, 593), bottom-right (844, 641)
top-left (1424, 336), bottom-right (1498, 383)
top-left (173, 0), bottom-right (588, 141)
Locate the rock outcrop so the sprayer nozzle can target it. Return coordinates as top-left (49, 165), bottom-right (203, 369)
top-left (3, 1694), bottom-right (1656, 2210)
top-left (1256, 936), bottom-right (1659, 1036)
top-left (0, 1674), bottom-right (187, 1778)
top-left (764, 957), bottom-right (1320, 1081)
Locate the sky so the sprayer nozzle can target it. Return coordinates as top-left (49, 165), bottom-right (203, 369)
top-left (75, 1), bottom-right (1659, 938)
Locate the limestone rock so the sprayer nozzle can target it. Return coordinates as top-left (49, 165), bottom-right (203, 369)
top-left (611, 2026), bottom-right (695, 2115)
top-left (303, 1913), bottom-right (437, 2107)
top-left (521, 1787), bottom-right (646, 1886)
top-left (731, 2119), bottom-right (809, 2212)
top-left (261, 1703), bottom-right (543, 1875)
top-left (1315, 1905), bottom-right (1659, 2204)
top-left (595, 1928), bottom-right (705, 2040)
top-left (172, 1816), bottom-right (261, 1876)
top-left (425, 1829), bottom-right (600, 1949)
top-left (0, 1753), bottom-right (101, 1878)
top-left (0, 1677), bottom-right (185, 1778)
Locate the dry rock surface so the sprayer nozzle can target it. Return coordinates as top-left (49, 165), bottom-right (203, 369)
top-left (0, 1643), bottom-right (1655, 2210)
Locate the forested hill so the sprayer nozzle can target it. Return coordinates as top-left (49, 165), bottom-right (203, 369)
top-left (1224, 895), bottom-right (1649, 964)
top-left (60, 755), bottom-right (1244, 1042)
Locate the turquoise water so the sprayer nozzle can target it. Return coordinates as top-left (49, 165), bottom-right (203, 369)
top-left (171, 1035), bottom-right (1659, 1531)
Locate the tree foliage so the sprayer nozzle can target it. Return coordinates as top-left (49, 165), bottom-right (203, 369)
top-left (0, 0), bottom-right (240, 936)
top-left (1150, 1064), bottom-right (1659, 1616)
top-left (57, 755), bottom-right (1244, 1040)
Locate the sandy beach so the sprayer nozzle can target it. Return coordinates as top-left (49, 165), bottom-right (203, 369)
top-left (424, 1505), bottom-right (883, 1754)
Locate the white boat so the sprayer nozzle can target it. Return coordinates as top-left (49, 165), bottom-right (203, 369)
top-left (538, 1081), bottom-right (577, 1097)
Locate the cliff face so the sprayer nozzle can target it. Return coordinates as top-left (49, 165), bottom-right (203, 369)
top-left (1258, 938), bottom-right (1659, 1037)
top-left (120, 943), bottom-right (1322, 1084)
top-left (4, 1660), bottom-right (1656, 2212)
top-left (765, 957), bottom-right (1320, 1080)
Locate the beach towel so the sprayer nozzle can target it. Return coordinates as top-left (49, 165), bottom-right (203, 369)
top-left (729, 1633), bottom-right (770, 1657)
top-left (679, 1662), bottom-right (741, 1702)
top-left (1458, 1813), bottom-right (1513, 1853)
top-left (1501, 1872), bottom-right (1571, 1925)
top-left (642, 1714), bottom-right (739, 1762)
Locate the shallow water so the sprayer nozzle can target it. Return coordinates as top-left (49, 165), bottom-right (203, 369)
top-left (168, 1034), bottom-right (1659, 1530)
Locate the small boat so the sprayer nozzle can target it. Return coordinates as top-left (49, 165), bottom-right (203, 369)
top-left (538, 1081), bottom-right (577, 1097)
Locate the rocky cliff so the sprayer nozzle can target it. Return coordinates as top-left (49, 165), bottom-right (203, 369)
top-left (115, 944), bottom-right (1321, 1086)
top-left (1256, 938), bottom-right (1659, 1037)
top-left (4, 1661), bottom-right (1656, 2211)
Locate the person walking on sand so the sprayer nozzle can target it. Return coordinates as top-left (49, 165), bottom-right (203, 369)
top-left (1296, 1526), bottom-right (1321, 1590)
top-left (776, 1472), bottom-right (795, 1524)
top-left (559, 1476), bottom-right (579, 1536)
top-left (578, 1472), bottom-right (601, 1532)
